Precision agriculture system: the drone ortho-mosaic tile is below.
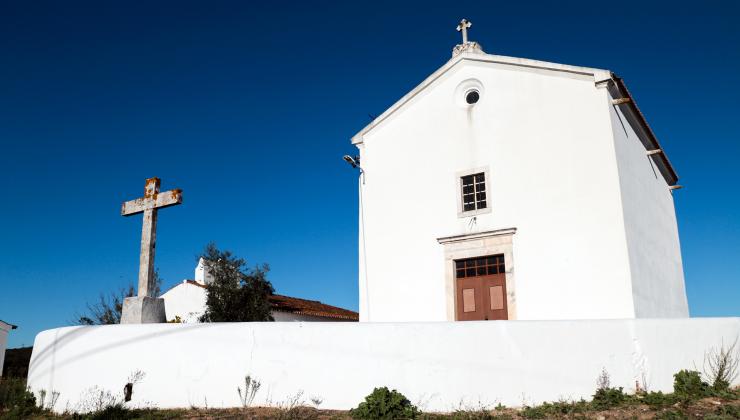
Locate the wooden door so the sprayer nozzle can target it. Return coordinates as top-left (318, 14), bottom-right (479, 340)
top-left (455, 255), bottom-right (508, 321)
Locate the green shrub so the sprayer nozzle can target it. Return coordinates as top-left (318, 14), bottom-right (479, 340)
top-left (656, 409), bottom-right (689, 420)
top-left (673, 370), bottom-right (709, 401)
top-left (447, 409), bottom-right (495, 419)
top-left (521, 400), bottom-right (589, 419)
top-left (706, 403), bottom-right (740, 420)
top-left (590, 387), bottom-right (627, 410)
top-left (350, 387), bottom-right (420, 419)
top-left (0, 378), bottom-right (41, 419)
top-left (642, 391), bottom-right (677, 409)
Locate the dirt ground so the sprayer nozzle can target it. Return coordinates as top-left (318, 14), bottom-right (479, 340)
top-left (123, 397), bottom-right (740, 419)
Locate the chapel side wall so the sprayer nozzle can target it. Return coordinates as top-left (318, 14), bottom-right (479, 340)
top-left (357, 59), bottom-right (635, 322)
top-left (609, 101), bottom-right (689, 317)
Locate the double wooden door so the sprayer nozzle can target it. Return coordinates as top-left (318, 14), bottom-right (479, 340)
top-left (455, 255), bottom-right (508, 321)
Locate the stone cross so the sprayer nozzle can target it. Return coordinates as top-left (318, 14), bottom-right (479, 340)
top-left (456, 19), bottom-right (472, 44)
top-left (121, 177), bottom-right (182, 298)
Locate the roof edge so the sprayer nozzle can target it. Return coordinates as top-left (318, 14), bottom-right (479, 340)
top-left (351, 52), bottom-right (610, 145)
top-left (0, 320), bottom-right (17, 330)
top-left (606, 74), bottom-right (679, 186)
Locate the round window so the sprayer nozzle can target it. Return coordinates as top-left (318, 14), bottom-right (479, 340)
top-left (454, 79), bottom-right (484, 108)
top-left (465, 90), bottom-right (480, 105)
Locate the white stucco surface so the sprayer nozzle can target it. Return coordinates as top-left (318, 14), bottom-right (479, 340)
top-left (354, 52), bottom-right (687, 322)
top-left (161, 282), bottom-right (207, 323)
top-left (609, 103), bottom-right (688, 317)
top-left (28, 318), bottom-right (739, 413)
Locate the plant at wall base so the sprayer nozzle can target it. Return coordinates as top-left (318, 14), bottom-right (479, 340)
top-left (350, 387), bottom-right (420, 420)
top-left (521, 399), bottom-right (590, 419)
top-left (655, 409), bottom-right (690, 420)
top-left (274, 390), bottom-right (320, 420)
top-left (199, 243), bottom-right (274, 322)
top-left (0, 378), bottom-right (42, 419)
top-left (37, 389), bottom-right (60, 411)
top-left (673, 370), bottom-right (709, 403)
top-left (642, 391), bottom-right (677, 409)
top-left (702, 338), bottom-right (740, 394)
top-left (596, 367), bottom-right (611, 391)
top-left (310, 395), bottom-right (323, 408)
top-left (591, 386), bottom-right (628, 410)
top-left (237, 375), bottom-right (261, 408)
top-left (590, 368), bottom-right (629, 410)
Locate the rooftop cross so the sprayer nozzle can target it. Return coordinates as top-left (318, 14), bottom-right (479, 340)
top-left (121, 177), bottom-right (182, 298)
top-left (456, 19), bottom-right (472, 44)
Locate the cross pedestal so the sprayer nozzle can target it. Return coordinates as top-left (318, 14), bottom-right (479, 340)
top-left (120, 177), bottom-right (182, 324)
top-left (121, 296), bottom-right (167, 324)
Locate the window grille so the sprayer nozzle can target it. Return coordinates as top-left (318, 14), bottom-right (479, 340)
top-left (455, 254), bottom-right (505, 278)
top-left (461, 172), bottom-right (486, 212)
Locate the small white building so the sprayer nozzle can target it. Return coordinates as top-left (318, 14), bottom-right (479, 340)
top-left (0, 319), bottom-right (17, 377)
top-left (161, 259), bottom-right (358, 322)
top-left (351, 27), bottom-right (688, 322)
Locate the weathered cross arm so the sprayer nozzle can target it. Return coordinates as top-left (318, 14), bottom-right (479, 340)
top-left (121, 189), bottom-right (183, 216)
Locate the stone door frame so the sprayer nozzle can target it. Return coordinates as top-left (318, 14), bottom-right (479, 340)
top-left (437, 228), bottom-right (517, 321)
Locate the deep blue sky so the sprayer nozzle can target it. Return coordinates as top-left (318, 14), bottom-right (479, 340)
top-left (1, 1), bottom-right (738, 348)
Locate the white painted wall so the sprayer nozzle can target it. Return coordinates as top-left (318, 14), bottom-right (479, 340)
top-left (356, 54), bottom-right (641, 321)
top-left (161, 282), bottom-right (206, 323)
top-left (27, 318), bottom-right (740, 413)
top-left (609, 102), bottom-right (689, 317)
top-left (0, 321), bottom-right (13, 377)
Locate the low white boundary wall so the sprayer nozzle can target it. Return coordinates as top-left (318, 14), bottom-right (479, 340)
top-left (28, 318), bottom-right (740, 413)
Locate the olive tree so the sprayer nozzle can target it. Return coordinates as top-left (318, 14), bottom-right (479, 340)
top-left (199, 243), bottom-right (274, 322)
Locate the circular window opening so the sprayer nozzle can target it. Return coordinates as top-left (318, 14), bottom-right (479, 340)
top-left (465, 90), bottom-right (480, 105)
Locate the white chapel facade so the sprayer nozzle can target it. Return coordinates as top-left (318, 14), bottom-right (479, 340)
top-left (351, 21), bottom-right (689, 322)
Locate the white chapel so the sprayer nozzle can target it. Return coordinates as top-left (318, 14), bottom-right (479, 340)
top-left (351, 20), bottom-right (689, 322)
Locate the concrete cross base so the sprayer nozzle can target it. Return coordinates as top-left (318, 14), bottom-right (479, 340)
top-left (120, 296), bottom-right (167, 324)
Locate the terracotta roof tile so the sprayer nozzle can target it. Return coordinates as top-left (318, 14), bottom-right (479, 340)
top-left (268, 294), bottom-right (359, 321)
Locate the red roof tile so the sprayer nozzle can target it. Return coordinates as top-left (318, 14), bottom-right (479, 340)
top-left (268, 294), bottom-right (359, 321)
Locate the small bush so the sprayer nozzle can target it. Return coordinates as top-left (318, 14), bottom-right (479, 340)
top-left (350, 387), bottom-right (420, 419)
top-left (0, 378), bottom-right (41, 419)
top-left (656, 409), bottom-right (689, 420)
top-left (703, 339), bottom-right (740, 393)
top-left (642, 391), bottom-right (677, 408)
top-left (710, 403), bottom-right (740, 419)
top-left (673, 370), bottom-right (708, 401)
top-left (447, 409), bottom-right (495, 419)
top-left (237, 375), bottom-right (261, 408)
top-left (521, 399), bottom-right (589, 419)
top-left (591, 387), bottom-right (627, 410)
top-left (704, 405), bottom-right (740, 420)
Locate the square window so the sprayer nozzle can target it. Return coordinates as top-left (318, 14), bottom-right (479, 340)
top-left (460, 171), bottom-right (488, 214)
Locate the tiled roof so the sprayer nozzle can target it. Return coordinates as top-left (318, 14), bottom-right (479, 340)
top-left (268, 294), bottom-right (359, 321)
top-left (178, 280), bottom-right (359, 321)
